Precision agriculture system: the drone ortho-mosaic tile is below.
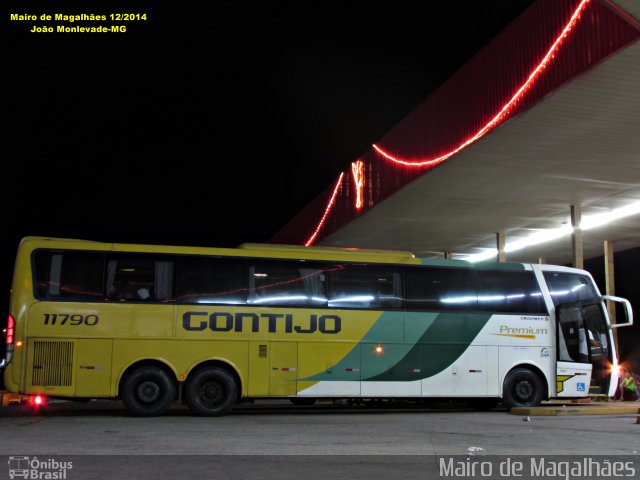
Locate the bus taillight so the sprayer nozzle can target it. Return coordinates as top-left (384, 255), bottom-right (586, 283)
top-left (6, 315), bottom-right (15, 346)
top-left (4, 314), bottom-right (16, 365)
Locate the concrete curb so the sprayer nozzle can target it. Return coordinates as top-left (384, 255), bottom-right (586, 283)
top-left (511, 404), bottom-right (640, 416)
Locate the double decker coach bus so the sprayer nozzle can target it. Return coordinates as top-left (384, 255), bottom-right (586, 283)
top-left (1, 237), bottom-right (633, 416)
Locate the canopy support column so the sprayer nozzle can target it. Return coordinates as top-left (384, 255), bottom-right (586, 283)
top-left (571, 205), bottom-right (583, 269)
top-left (496, 232), bottom-right (506, 263)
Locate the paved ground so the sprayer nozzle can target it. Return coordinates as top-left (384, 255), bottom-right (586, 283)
top-left (0, 399), bottom-right (638, 455)
top-left (0, 399), bottom-right (638, 479)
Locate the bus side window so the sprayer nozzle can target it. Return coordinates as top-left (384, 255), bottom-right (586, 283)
top-left (404, 266), bottom-right (476, 312)
top-left (475, 270), bottom-right (547, 314)
top-left (33, 250), bottom-right (105, 301)
top-left (328, 264), bottom-right (401, 309)
top-left (106, 255), bottom-right (174, 302)
top-left (249, 261), bottom-right (327, 307)
top-left (176, 256), bottom-right (247, 305)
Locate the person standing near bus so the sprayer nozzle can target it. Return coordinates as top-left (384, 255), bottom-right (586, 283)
top-left (616, 370), bottom-right (638, 401)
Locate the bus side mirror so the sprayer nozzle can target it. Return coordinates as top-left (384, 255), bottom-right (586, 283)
top-left (601, 295), bottom-right (634, 328)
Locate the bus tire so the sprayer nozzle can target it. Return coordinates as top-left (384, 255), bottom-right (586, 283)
top-left (502, 367), bottom-right (544, 409)
top-left (121, 366), bottom-right (176, 416)
top-left (185, 367), bottom-right (237, 416)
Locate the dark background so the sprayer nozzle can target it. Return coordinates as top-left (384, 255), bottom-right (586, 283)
top-left (1, 1), bottom-right (534, 313)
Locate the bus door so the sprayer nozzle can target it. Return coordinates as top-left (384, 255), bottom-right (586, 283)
top-left (269, 342), bottom-right (298, 396)
top-left (581, 303), bottom-right (612, 393)
top-left (555, 302), bottom-right (592, 397)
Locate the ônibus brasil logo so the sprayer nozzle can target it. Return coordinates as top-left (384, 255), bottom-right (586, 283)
top-left (8, 456), bottom-right (72, 479)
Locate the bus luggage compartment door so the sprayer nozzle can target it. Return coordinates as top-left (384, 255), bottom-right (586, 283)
top-left (75, 339), bottom-right (113, 397)
top-left (269, 342), bottom-right (298, 396)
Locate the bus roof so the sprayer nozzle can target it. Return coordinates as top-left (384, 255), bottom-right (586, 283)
top-left (18, 236), bottom-right (421, 264)
top-left (18, 237), bottom-right (556, 271)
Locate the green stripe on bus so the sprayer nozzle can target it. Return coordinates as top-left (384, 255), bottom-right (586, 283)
top-left (302, 311), bottom-right (438, 381)
top-left (302, 312), bottom-right (491, 382)
top-left (365, 312), bottom-right (491, 381)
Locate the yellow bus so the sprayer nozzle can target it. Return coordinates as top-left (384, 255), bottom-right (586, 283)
top-left (2, 237), bottom-right (633, 416)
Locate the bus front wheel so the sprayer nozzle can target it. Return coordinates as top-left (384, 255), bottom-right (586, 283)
top-left (502, 367), bottom-right (544, 409)
top-left (185, 367), bottom-right (237, 416)
top-left (121, 366), bottom-right (176, 416)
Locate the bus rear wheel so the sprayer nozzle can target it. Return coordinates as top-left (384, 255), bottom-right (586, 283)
top-left (502, 367), bottom-right (544, 409)
top-left (121, 366), bottom-right (176, 416)
top-left (185, 367), bottom-right (237, 416)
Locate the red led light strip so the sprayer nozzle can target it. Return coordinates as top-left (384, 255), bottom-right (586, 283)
top-left (305, 172), bottom-right (345, 246)
top-left (351, 160), bottom-right (365, 209)
top-left (304, 0), bottom-right (592, 245)
top-left (373, 0), bottom-right (591, 167)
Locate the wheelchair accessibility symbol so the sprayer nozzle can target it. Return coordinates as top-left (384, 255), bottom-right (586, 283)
top-left (577, 383), bottom-right (586, 392)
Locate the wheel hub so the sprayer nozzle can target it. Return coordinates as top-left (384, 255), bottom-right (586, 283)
top-left (515, 380), bottom-right (533, 400)
top-left (137, 381), bottom-right (160, 404)
top-left (201, 381), bottom-right (222, 404)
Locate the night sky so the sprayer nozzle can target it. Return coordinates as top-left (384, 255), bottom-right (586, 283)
top-left (1, 2), bottom-right (535, 317)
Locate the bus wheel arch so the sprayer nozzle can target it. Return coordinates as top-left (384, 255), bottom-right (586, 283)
top-left (184, 361), bottom-right (241, 416)
top-left (501, 364), bottom-right (548, 409)
top-left (118, 360), bottom-right (178, 417)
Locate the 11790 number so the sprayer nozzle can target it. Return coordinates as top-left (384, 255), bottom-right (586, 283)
top-left (43, 313), bottom-right (99, 326)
